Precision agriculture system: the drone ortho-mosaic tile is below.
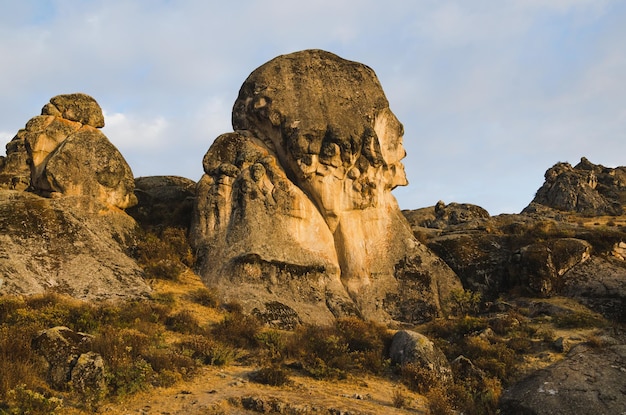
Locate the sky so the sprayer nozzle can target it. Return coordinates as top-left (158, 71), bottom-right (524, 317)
top-left (0, 0), bottom-right (624, 215)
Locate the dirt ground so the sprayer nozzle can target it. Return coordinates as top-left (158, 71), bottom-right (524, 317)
top-left (97, 363), bottom-right (429, 415)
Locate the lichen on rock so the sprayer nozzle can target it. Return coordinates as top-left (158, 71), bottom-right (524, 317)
top-left (191, 49), bottom-right (462, 324)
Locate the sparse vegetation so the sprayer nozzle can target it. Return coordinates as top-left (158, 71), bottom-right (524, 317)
top-left (0, 225), bottom-right (622, 414)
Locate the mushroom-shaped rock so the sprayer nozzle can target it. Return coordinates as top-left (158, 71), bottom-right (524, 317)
top-left (191, 49), bottom-right (462, 324)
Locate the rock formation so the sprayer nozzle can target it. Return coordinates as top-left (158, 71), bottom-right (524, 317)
top-left (191, 50), bottom-right (462, 324)
top-left (500, 344), bottom-right (626, 415)
top-left (524, 157), bottom-right (626, 216)
top-left (0, 94), bottom-right (150, 299)
top-left (0, 93), bottom-right (136, 209)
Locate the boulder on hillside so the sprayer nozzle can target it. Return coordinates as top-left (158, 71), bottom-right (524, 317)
top-left (500, 344), bottom-right (626, 414)
top-left (0, 93), bottom-right (136, 209)
top-left (389, 330), bottom-right (452, 384)
top-left (33, 326), bottom-right (105, 395)
top-left (524, 157), bottom-right (626, 216)
top-left (561, 256), bottom-right (626, 322)
top-left (191, 49), bottom-right (462, 325)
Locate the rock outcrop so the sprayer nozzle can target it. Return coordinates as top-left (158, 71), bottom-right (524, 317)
top-left (0, 94), bottom-right (150, 300)
top-left (32, 326), bottom-right (105, 395)
top-left (389, 330), bottom-right (452, 384)
top-left (0, 190), bottom-right (149, 299)
top-left (524, 157), bottom-right (626, 216)
top-left (0, 93), bottom-right (136, 209)
top-left (500, 344), bottom-right (626, 415)
top-left (191, 50), bottom-right (462, 324)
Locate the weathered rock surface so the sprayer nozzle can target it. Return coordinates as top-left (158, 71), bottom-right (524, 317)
top-left (32, 325), bottom-right (106, 396)
top-left (191, 49), bottom-right (462, 324)
top-left (389, 330), bottom-right (452, 384)
top-left (0, 191), bottom-right (150, 299)
top-left (0, 93), bottom-right (136, 209)
top-left (0, 94), bottom-right (149, 300)
top-left (500, 344), bottom-right (626, 415)
top-left (524, 157), bottom-right (626, 216)
top-left (128, 175), bottom-right (196, 229)
top-left (561, 256), bottom-right (626, 322)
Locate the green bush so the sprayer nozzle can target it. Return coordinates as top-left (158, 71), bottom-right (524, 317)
top-left (177, 335), bottom-right (240, 366)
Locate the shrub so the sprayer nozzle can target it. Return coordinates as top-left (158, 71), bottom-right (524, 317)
top-left (133, 230), bottom-right (188, 280)
top-left (391, 388), bottom-right (408, 409)
top-left (554, 311), bottom-right (607, 329)
top-left (187, 288), bottom-right (220, 308)
top-left (256, 330), bottom-right (287, 363)
top-left (0, 324), bottom-right (47, 402)
top-left (212, 312), bottom-right (261, 349)
top-left (178, 335), bottom-right (240, 366)
top-left (400, 362), bottom-right (441, 394)
top-left (5, 384), bottom-right (63, 415)
top-left (250, 365), bottom-right (291, 386)
top-left (166, 310), bottom-right (204, 334)
top-left (445, 289), bottom-right (482, 316)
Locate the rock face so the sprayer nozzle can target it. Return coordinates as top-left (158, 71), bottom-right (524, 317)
top-left (0, 94), bottom-right (150, 300)
top-left (191, 50), bottom-right (462, 324)
top-left (128, 175), bottom-right (196, 230)
top-left (0, 93), bottom-right (136, 209)
top-left (500, 344), bottom-right (626, 415)
top-left (524, 157), bottom-right (626, 216)
top-left (0, 190), bottom-right (150, 299)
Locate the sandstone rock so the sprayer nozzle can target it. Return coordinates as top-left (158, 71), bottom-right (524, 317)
top-left (36, 127), bottom-right (137, 209)
top-left (191, 49), bottom-right (462, 324)
top-left (524, 157), bottom-right (626, 216)
top-left (0, 190), bottom-right (150, 300)
top-left (0, 93), bottom-right (136, 209)
top-left (500, 344), bottom-right (626, 414)
top-left (389, 330), bottom-right (452, 384)
top-left (128, 176), bottom-right (196, 229)
top-left (0, 130), bottom-right (31, 190)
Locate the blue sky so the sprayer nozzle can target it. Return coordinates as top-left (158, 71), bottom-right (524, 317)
top-left (1, 0), bottom-right (624, 214)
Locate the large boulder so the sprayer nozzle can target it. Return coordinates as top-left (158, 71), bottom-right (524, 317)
top-left (191, 49), bottom-right (462, 324)
top-left (0, 93), bottom-right (136, 209)
top-left (389, 330), bottom-right (452, 384)
top-left (500, 344), bottom-right (626, 414)
top-left (32, 326), bottom-right (105, 395)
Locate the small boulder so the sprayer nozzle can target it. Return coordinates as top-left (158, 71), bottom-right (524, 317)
top-left (32, 326), bottom-right (93, 390)
top-left (389, 330), bottom-right (452, 384)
